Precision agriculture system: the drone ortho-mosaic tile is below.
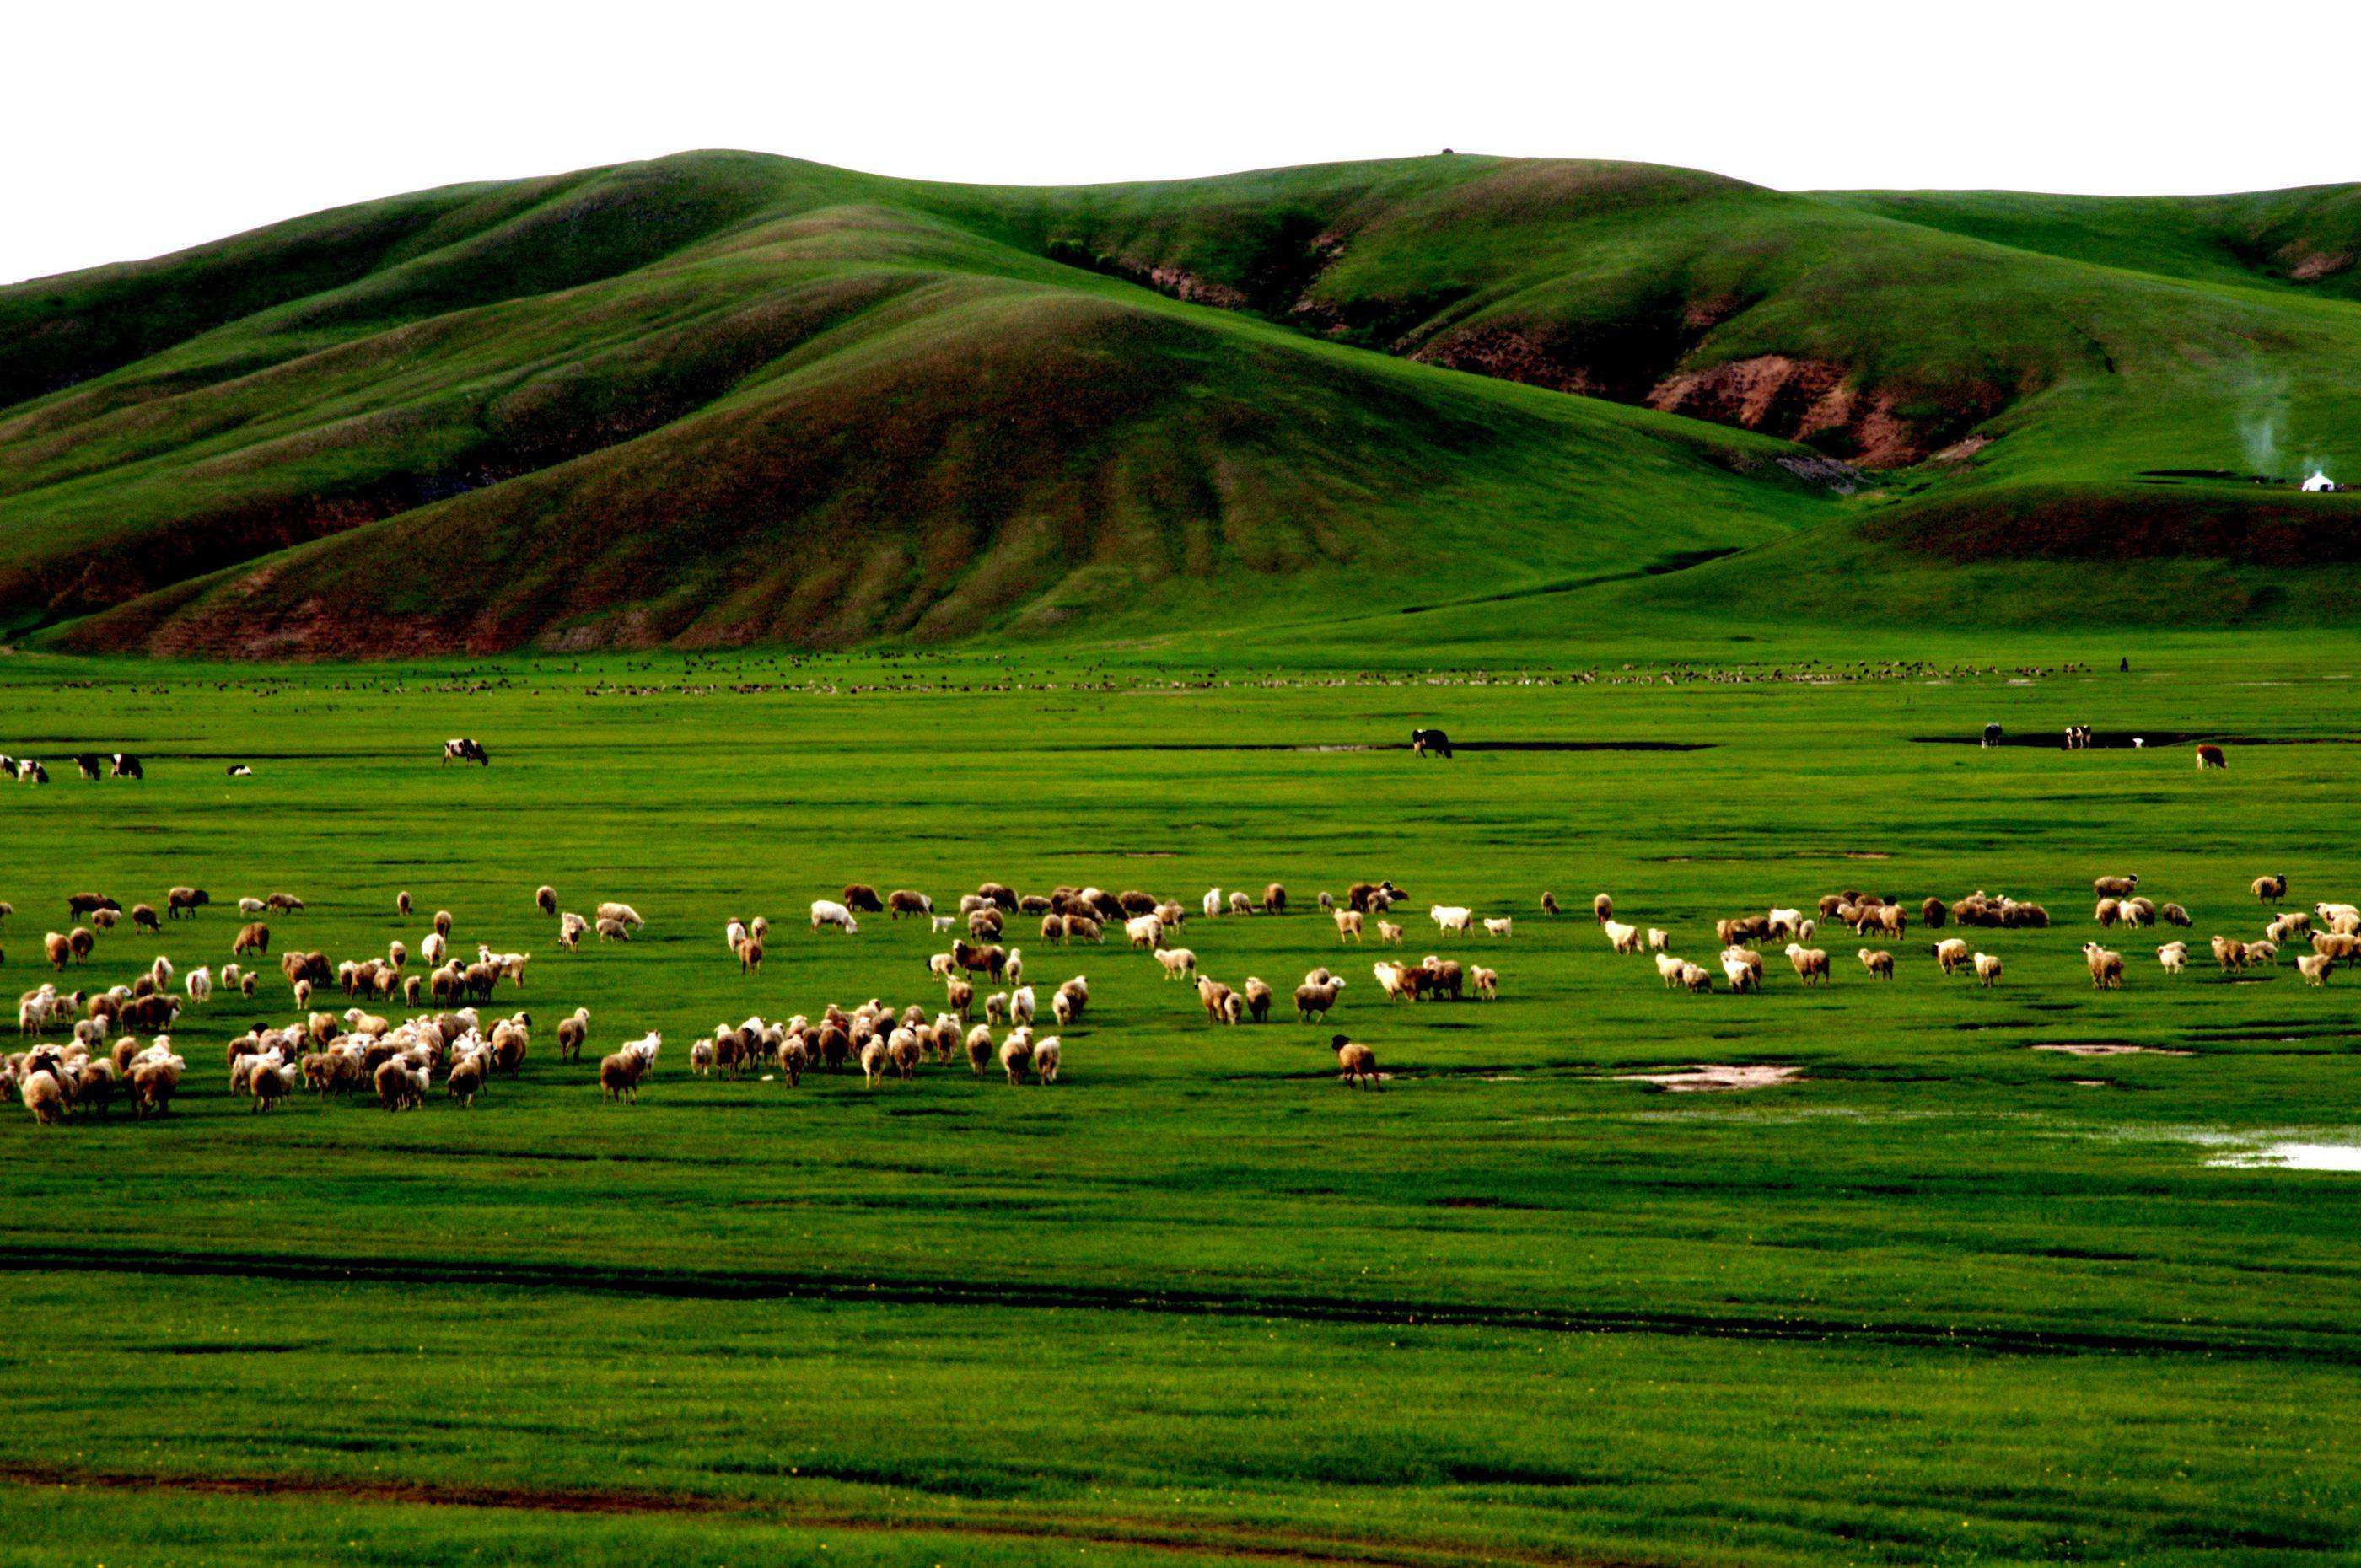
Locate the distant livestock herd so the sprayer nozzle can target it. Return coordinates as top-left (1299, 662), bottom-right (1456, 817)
top-left (4, 856), bottom-right (2348, 1129)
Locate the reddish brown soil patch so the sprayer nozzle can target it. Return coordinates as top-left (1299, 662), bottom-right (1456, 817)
top-left (1647, 356), bottom-right (1925, 467)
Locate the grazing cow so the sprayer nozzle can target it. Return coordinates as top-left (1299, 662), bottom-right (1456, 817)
top-left (1981, 722), bottom-right (2002, 749)
top-left (1410, 728), bottom-right (1453, 759)
top-left (2196, 744), bottom-right (2226, 771)
top-left (73, 754), bottom-right (103, 781)
top-left (442, 738), bottom-right (491, 766)
top-left (111, 753), bottom-right (143, 779)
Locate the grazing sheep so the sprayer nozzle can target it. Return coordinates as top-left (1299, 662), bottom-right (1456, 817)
top-left (1720, 949), bottom-right (1761, 993)
top-left (1973, 952), bottom-right (2003, 987)
top-left (1010, 985), bottom-right (1036, 1026)
top-left (1653, 951), bottom-right (1686, 989)
top-left (1541, 891), bottom-right (1560, 916)
top-left (1000, 1026), bottom-right (1035, 1085)
top-left (2254, 874), bottom-right (2288, 904)
top-left (1920, 896), bottom-right (1948, 929)
top-left (1330, 1034), bottom-right (1379, 1088)
top-left (1243, 977), bottom-right (1272, 1023)
top-left (842, 884), bottom-right (885, 914)
top-left (396, 891), bottom-right (413, 914)
top-left (984, 992), bottom-right (1009, 1024)
top-left (1333, 909), bottom-right (1363, 943)
top-left (1376, 920), bottom-right (1403, 945)
top-left (1784, 944), bottom-right (1830, 985)
top-left (433, 910), bottom-right (454, 937)
top-left (1592, 894), bottom-right (1613, 924)
top-left (557, 1007), bottom-right (590, 1063)
top-left (1198, 977), bottom-right (1240, 1023)
top-left (1294, 978), bottom-right (1345, 1022)
top-left (1154, 947), bottom-right (1198, 980)
top-left (228, 921), bottom-right (270, 957)
top-left (600, 1034), bottom-right (659, 1101)
top-left (1644, 926), bottom-right (1669, 952)
top-left (1228, 890), bottom-right (1253, 916)
top-left (2161, 902), bottom-right (2192, 928)
top-left (1030, 1034), bottom-right (1062, 1082)
top-left (20, 1069), bottom-right (67, 1125)
top-left (2298, 953), bottom-right (2335, 986)
top-left (1858, 948), bottom-right (1894, 980)
top-left (1932, 937), bottom-right (1971, 976)
top-left (1431, 905), bottom-right (1474, 935)
top-left (596, 902), bottom-right (644, 931)
top-left (185, 966), bottom-right (213, 1003)
top-left (2267, 912), bottom-right (2313, 944)
top-left (535, 884), bottom-right (558, 916)
top-left (736, 937), bottom-right (764, 974)
top-left (1470, 965), bottom-right (1498, 1001)
top-left (963, 1023), bottom-right (994, 1076)
top-left (1263, 883), bottom-right (1288, 915)
top-left (2093, 874), bottom-right (2139, 899)
top-left (1484, 917), bottom-right (1514, 939)
top-left (2248, 940), bottom-right (2279, 969)
top-left (887, 889), bottom-right (934, 920)
top-left (2210, 935), bottom-right (2249, 970)
top-left (1602, 920), bottom-right (1643, 955)
top-left (2082, 942), bottom-right (2125, 989)
top-left (2158, 942), bottom-right (2189, 975)
top-left (810, 900), bottom-right (860, 934)
top-left (946, 978), bottom-right (975, 1020)
top-left (237, 897), bottom-right (266, 916)
top-left (2095, 898), bottom-right (2122, 928)
top-left (594, 917), bottom-right (629, 943)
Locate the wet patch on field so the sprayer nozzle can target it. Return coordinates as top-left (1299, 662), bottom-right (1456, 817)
top-left (1613, 1065), bottom-right (1804, 1092)
top-left (2030, 1043), bottom-right (2195, 1057)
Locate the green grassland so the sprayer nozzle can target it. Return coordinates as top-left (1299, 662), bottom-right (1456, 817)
top-left (3, 642), bottom-right (2359, 1564)
top-left (13, 153), bottom-right (2361, 655)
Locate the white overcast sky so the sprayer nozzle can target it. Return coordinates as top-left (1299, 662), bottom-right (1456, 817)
top-left (9, 0), bottom-right (2358, 284)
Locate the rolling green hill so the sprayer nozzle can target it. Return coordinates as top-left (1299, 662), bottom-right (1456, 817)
top-left (11, 150), bottom-right (2361, 656)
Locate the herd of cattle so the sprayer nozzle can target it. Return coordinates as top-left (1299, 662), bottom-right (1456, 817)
top-left (5, 863), bottom-right (2348, 1126)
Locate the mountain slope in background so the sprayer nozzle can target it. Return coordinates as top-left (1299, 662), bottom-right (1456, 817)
top-left (9, 151), bottom-right (2361, 656)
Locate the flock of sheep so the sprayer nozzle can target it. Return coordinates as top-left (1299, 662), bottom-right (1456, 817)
top-left (1582, 871), bottom-right (2353, 995)
top-left (8, 861), bottom-right (2348, 1126)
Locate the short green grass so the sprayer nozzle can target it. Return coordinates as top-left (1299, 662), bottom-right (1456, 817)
top-left (3, 638), bottom-right (2358, 1564)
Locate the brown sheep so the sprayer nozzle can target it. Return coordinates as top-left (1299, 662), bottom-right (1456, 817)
top-left (596, 917), bottom-right (630, 942)
top-left (1921, 896), bottom-right (1948, 929)
top-left (842, 883), bottom-right (885, 913)
top-left (374, 1058), bottom-right (419, 1112)
top-left (130, 904), bottom-right (160, 934)
top-left (21, 1069), bottom-right (68, 1125)
top-left (946, 979), bottom-right (975, 1021)
top-left (598, 1051), bottom-right (645, 1102)
top-left (536, 884), bottom-right (558, 916)
top-left (1858, 948), bottom-right (1895, 980)
top-left (1330, 1034), bottom-right (1379, 1087)
top-left (978, 882), bottom-right (1018, 912)
top-left (43, 932), bottom-right (70, 970)
top-left (888, 889), bottom-right (933, 919)
top-left (1540, 891), bottom-right (1560, 916)
top-left (433, 910), bottom-right (454, 937)
top-left (2083, 942), bottom-right (2125, 989)
top-left (736, 937), bottom-right (764, 974)
top-left (1592, 893), bottom-right (1613, 923)
top-left (67, 927), bottom-right (94, 963)
top-left (1243, 976), bottom-right (1273, 1023)
top-left (397, 891), bottom-right (413, 914)
top-left (166, 886), bottom-right (210, 919)
top-left (2093, 874), bottom-right (2138, 899)
top-left (557, 1008), bottom-right (589, 1063)
top-left (2253, 874), bottom-right (2288, 903)
top-left (1293, 978), bottom-right (1345, 1022)
top-left (232, 922), bottom-right (270, 957)
top-left (1262, 883), bottom-right (1288, 915)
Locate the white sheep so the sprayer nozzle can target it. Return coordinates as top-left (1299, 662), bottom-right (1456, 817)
top-left (810, 900), bottom-right (859, 933)
top-left (1010, 985), bottom-right (1036, 1025)
top-left (1125, 913), bottom-right (1164, 948)
top-left (1032, 1035), bottom-right (1062, 1082)
top-left (1202, 888), bottom-right (1224, 918)
top-left (1431, 905), bottom-right (1474, 935)
top-left (1654, 952), bottom-right (1687, 988)
top-left (1483, 917), bottom-right (1514, 939)
top-left (931, 914), bottom-right (955, 933)
top-left (1154, 947), bottom-right (1198, 980)
top-left (1645, 927), bottom-right (1669, 952)
top-left (185, 966), bottom-right (213, 1002)
top-left (1602, 919), bottom-right (1643, 955)
top-left (1973, 952), bottom-right (2003, 987)
top-left (2158, 941), bottom-right (2188, 975)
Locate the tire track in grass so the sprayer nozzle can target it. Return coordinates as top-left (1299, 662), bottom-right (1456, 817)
top-left (4, 1242), bottom-right (2357, 1365)
top-left (0, 1462), bottom-right (1607, 1567)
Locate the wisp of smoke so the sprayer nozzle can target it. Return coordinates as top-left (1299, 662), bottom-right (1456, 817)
top-left (2238, 373), bottom-right (2291, 474)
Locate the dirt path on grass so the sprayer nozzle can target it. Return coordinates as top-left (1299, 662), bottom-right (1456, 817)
top-left (0, 1462), bottom-right (1605, 1568)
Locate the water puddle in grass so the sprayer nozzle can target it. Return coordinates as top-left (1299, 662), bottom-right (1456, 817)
top-left (2209, 1142), bottom-right (2361, 1172)
top-left (2031, 1043), bottom-right (2195, 1057)
top-left (1613, 1064), bottom-right (1803, 1092)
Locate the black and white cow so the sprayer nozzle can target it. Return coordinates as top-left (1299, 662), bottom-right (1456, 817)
top-left (1410, 728), bottom-right (1454, 759)
top-left (73, 754), bottom-right (104, 780)
top-left (442, 738), bottom-right (491, 767)
top-left (111, 753), bottom-right (143, 779)
top-left (1981, 723), bottom-right (2002, 749)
